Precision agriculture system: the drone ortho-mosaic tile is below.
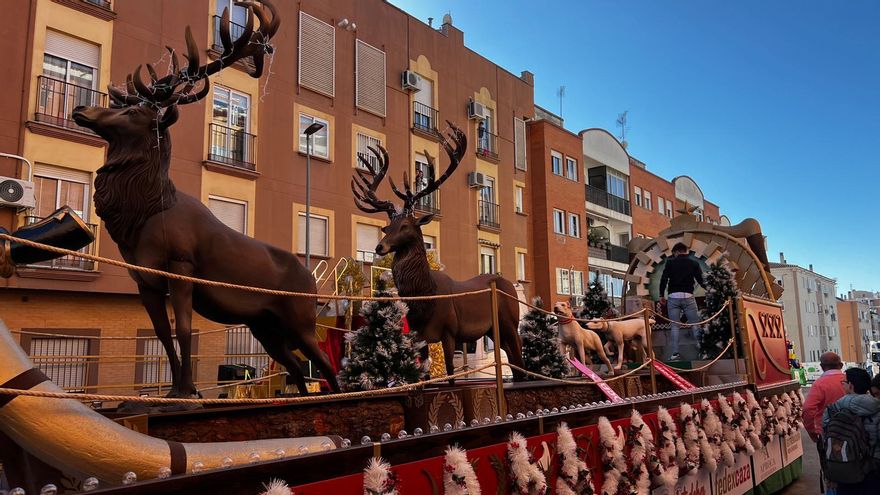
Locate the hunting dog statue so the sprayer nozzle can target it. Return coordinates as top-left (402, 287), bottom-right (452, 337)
top-left (72, 1), bottom-right (338, 397)
top-left (586, 316), bottom-right (654, 370)
top-left (552, 301), bottom-right (613, 373)
top-left (351, 124), bottom-right (525, 381)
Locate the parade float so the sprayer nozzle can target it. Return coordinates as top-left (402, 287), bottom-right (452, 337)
top-left (0, 2), bottom-right (803, 494)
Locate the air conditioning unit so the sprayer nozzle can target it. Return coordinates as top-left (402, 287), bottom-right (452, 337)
top-left (401, 70), bottom-right (422, 91)
top-left (467, 101), bottom-right (488, 120)
top-left (0, 177), bottom-right (35, 209)
top-left (467, 172), bottom-right (487, 188)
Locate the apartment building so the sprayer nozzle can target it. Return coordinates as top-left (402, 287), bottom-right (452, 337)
top-left (0, 0), bottom-right (534, 393)
top-left (770, 256), bottom-right (841, 363)
top-left (836, 295), bottom-right (874, 363)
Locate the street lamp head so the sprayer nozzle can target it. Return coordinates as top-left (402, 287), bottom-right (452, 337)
top-left (304, 122), bottom-right (324, 136)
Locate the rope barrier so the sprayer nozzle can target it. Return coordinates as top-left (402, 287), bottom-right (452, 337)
top-left (0, 233), bottom-right (490, 302)
top-left (662, 339), bottom-right (735, 373)
top-left (0, 363), bottom-right (497, 405)
top-left (651, 300), bottom-right (731, 327)
top-left (198, 371), bottom-right (288, 392)
top-left (503, 359), bottom-right (654, 386)
top-left (498, 291), bottom-right (648, 323)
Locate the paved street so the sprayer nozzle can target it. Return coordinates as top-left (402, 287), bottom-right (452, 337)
top-left (780, 387), bottom-right (820, 494)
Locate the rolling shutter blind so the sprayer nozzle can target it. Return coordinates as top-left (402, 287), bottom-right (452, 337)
top-left (355, 40), bottom-right (386, 117)
top-left (208, 198), bottom-right (247, 234)
top-left (414, 75), bottom-right (432, 107)
top-left (356, 223), bottom-right (380, 253)
top-left (34, 163), bottom-right (90, 184)
top-left (514, 117), bottom-right (527, 170)
top-left (45, 30), bottom-right (100, 68)
top-left (297, 213), bottom-right (328, 256)
top-left (298, 11), bottom-right (335, 97)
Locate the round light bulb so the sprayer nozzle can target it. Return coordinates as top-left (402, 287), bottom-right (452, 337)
top-left (10, 488), bottom-right (26, 495)
top-left (298, 445), bottom-right (310, 455)
top-left (483, 417), bottom-right (491, 424)
top-left (516, 413), bottom-right (525, 419)
top-left (429, 425), bottom-right (440, 434)
top-left (221, 457), bottom-right (234, 468)
top-left (470, 419), bottom-right (480, 427)
top-left (457, 420), bottom-right (467, 429)
top-left (526, 410), bottom-right (535, 417)
top-left (506, 414), bottom-right (514, 421)
top-left (191, 461), bottom-right (205, 474)
top-left (397, 430), bottom-right (408, 439)
top-left (248, 452), bottom-right (261, 463)
top-left (40, 484), bottom-right (58, 495)
top-left (380, 432), bottom-right (391, 442)
top-left (361, 435), bottom-right (372, 445)
top-left (413, 427), bottom-right (424, 436)
top-left (443, 423), bottom-right (453, 432)
top-left (157, 467), bottom-right (172, 479)
top-left (274, 448), bottom-right (286, 458)
top-left (321, 441), bottom-right (333, 451)
top-left (495, 416), bottom-right (503, 423)
top-left (551, 408), bottom-right (559, 413)
top-left (122, 471), bottom-right (137, 485)
top-left (82, 478), bottom-right (99, 492)
top-left (561, 406), bottom-right (568, 412)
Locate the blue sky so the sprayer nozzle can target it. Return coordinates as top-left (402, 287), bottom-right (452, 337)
top-left (389, 0), bottom-right (880, 294)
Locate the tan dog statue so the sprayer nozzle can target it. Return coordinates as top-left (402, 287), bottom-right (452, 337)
top-left (586, 316), bottom-right (655, 370)
top-left (552, 301), bottom-right (614, 372)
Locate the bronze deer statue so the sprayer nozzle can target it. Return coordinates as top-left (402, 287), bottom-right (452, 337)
top-left (71, 0), bottom-right (339, 397)
top-left (352, 123), bottom-right (525, 381)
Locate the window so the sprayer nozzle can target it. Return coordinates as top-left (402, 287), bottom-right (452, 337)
top-left (568, 213), bottom-right (580, 238)
top-left (514, 117), bottom-right (527, 170)
top-left (634, 187), bottom-right (642, 207)
top-left (355, 40), bottom-right (386, 117)
top-left (556, 268), bottom-right (571, 295)
top-left (298, 113), bottom-right (329, 159)
top-left (225, 325), bottom-right (269, 376)
top-left (356, 223), bottom-right (381, 262)
top-left (211, 86), bottom-right (252, 165)
top-left (606, 169), bottom-right (628, 198)
top-left (208, 196), bottom-right (247, 234)
top-left (571, 271), bottom-right (585, 296)
top-left (299, 12), bottom-right (335, 97)
top-left (618, 233), bottom-right (630, 246)
top-left (423, 234), bottom-right (436, 251)
top-left (553, 209), bottom-right (565, 234)
top-left (31, 164), bottom-right (95, 271)
top-left (695, 209), bottom-right (704, 221)
top-left (412, 74), bottom-right (435, 131)
top-left (39, 31), bottom-right (100, 129)
top-left (657, 196), bottom-right (664, 214)
top-left (29, 336), bottom-right (90, 392)
top-left (297, 213), bottom-right (329, 257)
top-left (565, 157), bottom-right (578, 181)
top-left (414, 155), bottom-right (438, 212)
top-left (479, 246), bottom-right (497, 275)
top-left (551, 151), bottom-right (563, 176)
top-left (212, 86), bottom-right (250, 129)
top-left (666, 201), bottom-right (673, 217)
top-left (516, 251), bottom-right (526, 281)
top-left (644, 191), bottom-right (652, 211)
top-left (515, 185), bottom-right (524, 213)
top-left (356, 132), bottom-right (383, 170)
top-left (137, 335), bottom-right (180, 387)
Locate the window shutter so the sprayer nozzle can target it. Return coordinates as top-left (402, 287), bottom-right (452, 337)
top-left (356, 223), bottom-right (380, 253)
top-left (414, 75), bottom-right (432, 107)
top-left (514, 117), bottom-right (527, 170)
top-left (208, 198), bottom-right (247, 234)
top-left (297, 214), bottom-right (328, 256)
top-left (45, 30), bottom-right (100, 68)
top-left (30, 337), bottom-right (89, 390)
top-left (298, 12), bottom-right (335, 97)
top-left (34, 163), bottom-right (90, 184)
top-left (355, 40), bottom-right (386, 117)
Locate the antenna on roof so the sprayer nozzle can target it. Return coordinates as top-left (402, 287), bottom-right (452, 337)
top-left (556, 85), bottom-right (566, 117)
top-left (616, 110), bottom-right (630, 147)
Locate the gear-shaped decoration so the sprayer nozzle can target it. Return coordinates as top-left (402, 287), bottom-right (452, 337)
top-left (623, 206), bottom-right (782, 308)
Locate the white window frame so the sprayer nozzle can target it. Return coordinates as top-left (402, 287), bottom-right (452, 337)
top-left (567, 213), bottom-right (580, 238)
top-left (516, 251), bottom-right (526, 281)
top-left (556, 268), bottom-right (571, 295)
top-left (551, 151), bottom-right (563, 176)
top-left (479, 246), bottom-right (497, 275)
top-left (657, 196), bottom-right (664, 214)
top-left (356, 132), bottom-right (382, 170)
top-left (553, 209), bottom-right (565, 234)
top-left (634, 186), bottom-right (642, 207)
top-left (571, 270), bottom-right (585, 296)
top-left (296, 212), bottom-right (329, 257)
top-left (208, 195), bottom-right (248, 235)
top-left (298, 113), bottom-right (330, 159)
top-left (514, 185), bottom-right (524, 213)
top-left (644, 190), bottom-right (652, 211)
top-left (355, 223), bottom-right (382, 263)
top-left (564, 156), bottom-right (577, 181)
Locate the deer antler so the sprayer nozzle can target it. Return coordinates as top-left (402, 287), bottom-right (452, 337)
top-left (351, 122), bottom-right (467, 219)
top-left (108, 0), bottom-right (279, 110)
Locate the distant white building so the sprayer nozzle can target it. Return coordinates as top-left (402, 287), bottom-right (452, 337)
top-left (770, 254), bottom-right (841, 364)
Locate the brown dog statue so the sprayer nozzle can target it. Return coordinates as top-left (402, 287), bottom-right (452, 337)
top-left (552, 301), bottom-right (614, 373)
top-left (586, 316), bottom-right (655, 370)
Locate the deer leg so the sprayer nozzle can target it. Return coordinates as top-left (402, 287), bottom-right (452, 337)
top-left (270, 347), bottom-right (309, 396)
top-left (168, 263), bottom-right (197, 397)
top-left (138, 287), bottom-right (181, 396)
top-left (442, 335), bottom-right (456, 385)
top-left (296, 335), bottom-right (340, 393)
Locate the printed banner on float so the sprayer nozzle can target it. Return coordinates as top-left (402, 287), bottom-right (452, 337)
top-left (741, 296), bottom-right (792, 388)
top-left (752, 435), bottom-right (784, 485)
top-left (713, 452), bottom-right (753, 495)
top-left (781, 433), bottom-right (804, 466)
top-left (653, 360), bottom-right (697, 390)
top-left (651, 468), bottom-right (711, 495)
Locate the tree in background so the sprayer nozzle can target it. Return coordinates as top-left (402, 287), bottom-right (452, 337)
top-left (520, 298), bottom-right (570, 378)
top-left (337, 279), bottom-right (427, 390)
top-left (579, 279), bottom-right (612, 320)
top-left (698, 257), bottom-right (740, 359)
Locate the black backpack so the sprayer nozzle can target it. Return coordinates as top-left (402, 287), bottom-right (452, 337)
top-left (820, 403), bottom-right (871, 483)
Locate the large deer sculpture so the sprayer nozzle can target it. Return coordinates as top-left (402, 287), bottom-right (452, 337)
top-left (71, 0), bottom-right (339, 397)
top-left (352, 123), bottom-right (525, 381)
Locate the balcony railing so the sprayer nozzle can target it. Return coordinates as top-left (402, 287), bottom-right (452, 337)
top-left (24, 216), bottom-right (98, 271)
top-left (84, 0), bottom-right (112, 8)
top-left (413, 190), bottom-right (440, 215)
top-left (585, 184), bottom-right (631, 216)
top-left (412, 101), bottom-right (438, 135)
top-left (478, 200), bottom-right (500, 229)
top-left (208, 123), bottom-right (257, 171)
top-left (476, 130), bottom-right (498, 160)
top-left (35, 76), bottom-right (107, 134)
top-left (212, 16), bottom-right (247, 52)
top-left (608, 244), bottom-right (630, 264)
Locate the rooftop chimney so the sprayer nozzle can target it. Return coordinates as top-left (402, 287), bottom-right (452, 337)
top-left (779, 252), bottom-right (785, 263)
top-left (427, 17), bottom-right (433, 27)
top-left (809, 264), bottom-right (814, 272)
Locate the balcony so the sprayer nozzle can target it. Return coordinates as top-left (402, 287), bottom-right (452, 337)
top-left (476, 130), bottom-right (498, 160)
top-left (586, 184), bottom-right (631, 216)
top-left (608, 244), bottom-right (630, 264)
top-left (413, 190), bottom-right (440, 215)
top-left (478, 200), bottom-right (500, 229)
top-left (412, 102), bottom-right (439, 137)
top-left (212, 15), bottom-right (247, 52)
top-left (24, 216), bottom-right (98, 271)
top-left (208, 123), bottom-right (257, 171)
top-left (35, 76), bottom-right (107, 134)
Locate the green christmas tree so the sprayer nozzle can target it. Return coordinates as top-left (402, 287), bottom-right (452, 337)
top-left (579, 279), bottom-right (612, 320)
top-left (520, 298), bottom-right (570, 378)
top-left (698, 258), bottom-right (741, 359)
top-left (338, 281), bottom-right (427, 391)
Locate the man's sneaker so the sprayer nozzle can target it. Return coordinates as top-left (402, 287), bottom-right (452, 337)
top-left (669, 353), bottom-right (682, 361)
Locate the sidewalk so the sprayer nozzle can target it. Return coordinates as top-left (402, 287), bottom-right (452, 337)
top-left (780, 386), bottom-right (819, 494)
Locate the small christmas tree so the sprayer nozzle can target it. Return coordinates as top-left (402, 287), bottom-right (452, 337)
top-left (698, 258), bottom-right (741, 359)
top-left (338, 280), bottom-right (427, 391)
top-left (579, 279), bottom-right (611, 320)
top-left (520, 298), bottom-right (570, 378)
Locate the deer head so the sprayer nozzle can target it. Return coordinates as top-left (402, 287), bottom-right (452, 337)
top-left (352, 122), bottom-right (466, 256)
top-left (72, 0), bottom-right (278, 147)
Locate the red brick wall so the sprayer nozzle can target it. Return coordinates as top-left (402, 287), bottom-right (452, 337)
top-left (629, 163), bottom-right (676, 238)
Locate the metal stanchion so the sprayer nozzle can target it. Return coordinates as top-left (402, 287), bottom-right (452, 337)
top-left (728, 299), bottom-right (741, 377)
top-left (643, 306), bottom-right (657, 395)
top-left (489, 281), bottom-right (507, 418)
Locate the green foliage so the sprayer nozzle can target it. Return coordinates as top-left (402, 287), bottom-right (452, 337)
top-left (520, 298), bottom-right (570, 378)
top-left (698, 258), bottom-right (741, 359)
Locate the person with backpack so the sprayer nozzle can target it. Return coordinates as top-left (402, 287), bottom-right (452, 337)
top-left (805, 352), bottom-right (847, 443)
top-left (821, 367), bottom-right (880, 494)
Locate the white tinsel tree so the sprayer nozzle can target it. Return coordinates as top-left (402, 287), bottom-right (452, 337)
top-left (520, 298), bottom-right (570, 378)
top-left (338, 281), bottom-right (426, 391)
top-left (698, 258), bottom-right (740, 359)
top-left (579, 279), bottom-right (612, 320)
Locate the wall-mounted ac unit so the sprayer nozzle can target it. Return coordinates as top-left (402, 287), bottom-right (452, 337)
top-left (0, 177), bottom-right (35, 209)
top-left (467, 101), bottom-right (487, 120)
top-left (401, 70), bottom-right (422, 91)
top-left (467, 172), bottom-right (487, 188)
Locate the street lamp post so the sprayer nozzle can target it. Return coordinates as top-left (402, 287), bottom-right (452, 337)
top-left (303, 122), bottom-right (325, 272)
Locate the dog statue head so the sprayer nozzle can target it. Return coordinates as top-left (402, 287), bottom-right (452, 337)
top-left (585, 318), bottom-right (609, 332)
top-left (552, 301), bottom-right (575, 319)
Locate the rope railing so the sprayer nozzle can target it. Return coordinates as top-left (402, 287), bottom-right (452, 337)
top-left (662, 339), bottom-right (735, 373)
top-left (650, 299), bottom-right (731, 327)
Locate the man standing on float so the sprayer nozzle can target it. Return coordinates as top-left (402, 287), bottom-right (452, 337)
top-left (658, 242), bottom-right (707, 361)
